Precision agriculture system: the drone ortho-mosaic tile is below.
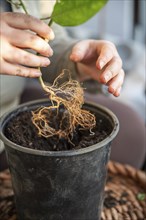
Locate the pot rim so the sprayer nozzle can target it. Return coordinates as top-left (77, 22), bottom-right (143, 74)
top-left (0, 99), bottom-right (119, 157)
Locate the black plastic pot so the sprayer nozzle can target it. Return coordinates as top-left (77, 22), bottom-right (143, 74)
top-left (0, 99), bottom-right (119, 220)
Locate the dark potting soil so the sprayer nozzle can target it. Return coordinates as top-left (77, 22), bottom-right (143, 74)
top-left (4, 110), bottom-right (111, 151)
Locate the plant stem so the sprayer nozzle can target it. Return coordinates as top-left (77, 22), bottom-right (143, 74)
top-left (6, 0), bottom-right (20, 8)
top-left (48, 18), bottom-right (53, 26)
top-left (19, 0), bottom-right (28, 14)
top-left (38, 68), bottom-right (46, 89)
top-left (40, 16), bottom-right (51, 21)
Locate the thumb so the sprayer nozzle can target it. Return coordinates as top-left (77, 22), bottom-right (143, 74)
top-left (70, 40), bottom-right (91, 62)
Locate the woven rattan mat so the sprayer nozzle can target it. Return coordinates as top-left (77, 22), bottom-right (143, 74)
top-left (0, 161), bottom-right (146, 220)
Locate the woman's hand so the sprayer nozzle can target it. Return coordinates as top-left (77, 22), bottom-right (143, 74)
top-left (0, 12), bottom-right (54, 77)
top-left (70, 40), bottom-right (125, 97)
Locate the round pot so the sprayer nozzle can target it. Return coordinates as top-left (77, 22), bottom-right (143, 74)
top-left (0, 99), bottom-right (119, 220)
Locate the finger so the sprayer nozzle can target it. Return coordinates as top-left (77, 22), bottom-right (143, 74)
top-left (70, 40), bottom-right (96, 62)
top-left (114, 87), bottom-right (122, 97)
top-left (96, 43), bottom-right (117, 69)
top-left (100, 56), bottom-right (122, 84)
top-left (1, 60), bottom-right (42, 78)
top-left (4, 46), bottom-right (50, 67)
top-left (3, 12), bottom-right (54, 40)
top-left (7, 28), bottom-right (53, 57)
top-left (107, 69), bottom-right (125, 95)
top-left (76, 62), bottom-right (101, 81)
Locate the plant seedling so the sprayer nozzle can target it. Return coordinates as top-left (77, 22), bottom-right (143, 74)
top-left (7, 0), bottom-right (108, 141)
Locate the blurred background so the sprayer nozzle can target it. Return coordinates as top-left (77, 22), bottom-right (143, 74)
top-left (65, 0), bottom-right (146, 122)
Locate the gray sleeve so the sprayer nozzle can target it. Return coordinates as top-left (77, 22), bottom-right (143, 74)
top-left (41, 23), bottom-right (79, 84)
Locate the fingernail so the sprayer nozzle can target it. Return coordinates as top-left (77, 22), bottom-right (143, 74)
top-left (34, 71), bottom-right (42, 77)
top-left (115, 87), bottom-right (121, 96)
top-left (70, 54), bottom-right (74, 60)
top-left (49, 30), bottom-right (55, 41)
top-left (109, 86), bottom-right (116, 94)
top-left (70, 53), bottom-right (80, 62)
top-left (111, 87), bottom-right (116, 93)
top-left (49, 48), bottom-right (53, 56)
top-left (42, 59), bottom-right (50, 67)
top-left (99, 60), bottom-right (105, 69)
top-left (43, 48), bottom-right (53, 57)
top-left (104, 71), bottom-right (112, 83)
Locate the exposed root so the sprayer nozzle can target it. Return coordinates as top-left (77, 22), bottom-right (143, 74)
top-left (32, 69), bottom-right (96, 140)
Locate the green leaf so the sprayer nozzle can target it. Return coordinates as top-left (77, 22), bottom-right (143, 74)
top-left (51, 0), bottom-right (108, 26)
top-left (137, 193), bottom-right (146, 201)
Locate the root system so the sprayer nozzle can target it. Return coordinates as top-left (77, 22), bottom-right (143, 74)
top-left (31, 70), bottom-right (96, 140)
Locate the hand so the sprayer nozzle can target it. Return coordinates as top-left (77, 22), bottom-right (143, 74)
top-left (0, 12), bottom-right (54, 77)
top-left (70, 40), bottom-right (125, 97)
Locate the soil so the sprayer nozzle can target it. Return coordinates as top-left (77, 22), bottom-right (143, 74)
top-left (4, 109), bottom-right (112, 151)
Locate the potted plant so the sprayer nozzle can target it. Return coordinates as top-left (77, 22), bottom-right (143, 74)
top-left (0, 97), bottom-right (119, 220)
top-left (0, 1), bottom-right (119, 220)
